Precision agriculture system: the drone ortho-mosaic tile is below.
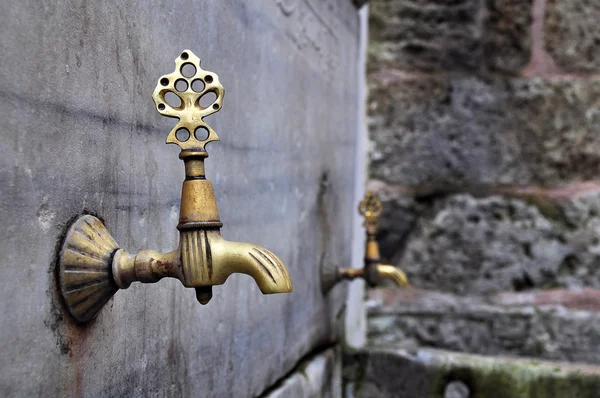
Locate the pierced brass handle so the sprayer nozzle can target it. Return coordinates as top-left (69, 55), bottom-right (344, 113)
top-left (58, 50), bottom-right (292, 323)
top-left (321, 191), bottom-right (408, 293)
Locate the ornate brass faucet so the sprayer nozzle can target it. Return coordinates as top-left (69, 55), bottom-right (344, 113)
top-left (321, 191), bottom-right (408, 293)
top-left (58, 50), bottom-right (292, 323)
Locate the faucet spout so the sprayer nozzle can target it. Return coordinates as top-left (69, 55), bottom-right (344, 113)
top-left (175, 230), bottom-right (292, 304)
top-left (371, 264), bottom-right (408, 287)
top-left (211, 237), bottom-right (293, 294)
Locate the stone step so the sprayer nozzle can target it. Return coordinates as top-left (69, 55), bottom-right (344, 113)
top-left (367, 288), bottom-right (600, 365)
top-left (344, 346), bottom-right (600, 398)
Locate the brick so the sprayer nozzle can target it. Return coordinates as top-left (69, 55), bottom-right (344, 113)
top-left (545, 0), bottom-right (600, 72)
top-left (493, 288), bottom-right (600, 311)
top-left (368, 74), bottom-right (600, 190)
top-left (484, 0), bottom-right (535, 73)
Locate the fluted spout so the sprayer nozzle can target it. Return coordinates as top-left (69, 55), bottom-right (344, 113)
top-left (373, 264), bottom-right (408, 287)
top-left (175, 230), bottom-right (291, 304)
top-left (210, 237), bottom-right (293, 294)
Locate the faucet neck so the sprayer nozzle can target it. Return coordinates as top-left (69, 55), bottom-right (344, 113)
top-left (177, 149), bottom-right (222, 231)
top-left (180, 149), bottom-right (208, 179)
top-left (364, 234), bottom-right (381, 264)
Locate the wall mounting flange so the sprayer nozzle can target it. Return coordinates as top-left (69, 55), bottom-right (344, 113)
top-left (58, 215), bottom-right (119, 323)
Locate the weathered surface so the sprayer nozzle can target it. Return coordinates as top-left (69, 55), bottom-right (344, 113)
top-left (262, 348), bottom-right (341, 398)
top-left (368, 0), bottom-right (532, 74)
top-left (367, 288), bottom-right (600, 365)
top-left (344, 5), bottom-right (370, 352)
top-left (395, 191), bottom-right (600, 294)
top-left (0, 0), bottom-right (360, 396)
top-left (545, 0), bottom-right (600, 72)
top-left (368, 74), bottom-right (600, 191)
top-left (346, 347), bottom-right (600, 398)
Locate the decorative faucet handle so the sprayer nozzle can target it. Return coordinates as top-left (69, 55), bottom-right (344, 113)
top-left (152, 50), bottom-right (224, 152)
top-left (358, 191), bottom-right (382, 231)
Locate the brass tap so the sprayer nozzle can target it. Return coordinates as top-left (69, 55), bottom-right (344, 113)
top-left (321, 191), bottom-right (408, 293)
top-left (58, 50), bottom-right (292, 323)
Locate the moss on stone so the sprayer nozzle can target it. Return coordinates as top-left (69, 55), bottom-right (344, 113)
top-left (358, 348), bottom-right (600, 398)
top-left (426, 350), bottom-right (600, 398)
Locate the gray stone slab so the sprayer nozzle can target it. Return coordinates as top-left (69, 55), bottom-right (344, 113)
top-left (367, 288), bottom-right (600, 365)
top-left (346, 347), bottom-right (600, 398)
top-left (0, 1), bottom-right (360, 396)
top-left (262, 348), bottom-right (341, 398)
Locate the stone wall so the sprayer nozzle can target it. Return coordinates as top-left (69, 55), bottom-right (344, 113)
top-left (364, 2), bottom-right (600, 389)
top-left (368, 0), bottom-right (600, 297)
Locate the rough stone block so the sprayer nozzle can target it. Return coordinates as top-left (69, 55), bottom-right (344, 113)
top-left (368, 74), bottom-right (600, 190)
top-left (368, 0), bottom-right (532, 74)
top-left (394, 190), bottom-right (600, 294)
top-left (545, 0), bottom-right (600, 72)
top-left (483, 0), bottom-right (535, 73)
